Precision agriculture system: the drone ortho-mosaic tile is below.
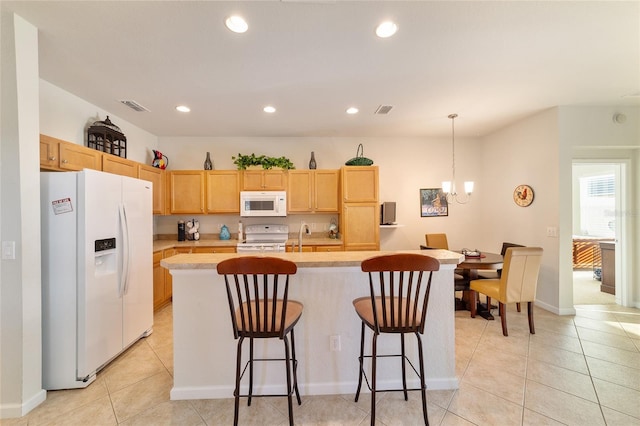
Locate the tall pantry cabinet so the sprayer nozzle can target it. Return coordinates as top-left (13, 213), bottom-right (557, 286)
top-left (340, 166), bottom-right (379, 251)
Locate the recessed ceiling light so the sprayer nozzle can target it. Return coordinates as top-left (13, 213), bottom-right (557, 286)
top-left (346, 107), bottom-right (359, 115)
top-left (263, 105), bottom-right (276, 113)
top-left (376, 21), bottom-right (398, 38)
top-left (225, 15), bottom-right (248, 33)
top-left (176, 105), bottom-right (190, 113)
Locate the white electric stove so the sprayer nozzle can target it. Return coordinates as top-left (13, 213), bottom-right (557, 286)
top-left (236, 224), bottom-right (289, 253)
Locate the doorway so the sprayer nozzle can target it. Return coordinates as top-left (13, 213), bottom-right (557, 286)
top-left (572, 161), bottom-right (626, 306)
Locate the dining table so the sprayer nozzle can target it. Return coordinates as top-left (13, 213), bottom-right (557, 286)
top-left (456, 251), bottom-right (504, 320)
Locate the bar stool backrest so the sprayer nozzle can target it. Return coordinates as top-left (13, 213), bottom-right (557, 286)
top-left (361, 254), bottom-right (440, 335)
top-left (217, 256), bottom-right (298, 339)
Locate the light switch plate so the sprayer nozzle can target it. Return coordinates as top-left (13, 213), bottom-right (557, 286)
top-left (2, 241), bottom-right (16, 260)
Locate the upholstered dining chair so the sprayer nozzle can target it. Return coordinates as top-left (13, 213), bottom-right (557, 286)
top-left (217, 256), bottom-right (303, 426)
top-left (353, 253), bottom-right (440, 425)
top-left (470, 247), bottom-right (543, 336)
top-left (478, 242), bottom-right (524, 311)
top-left (424, 233), bottom-right (449, 250)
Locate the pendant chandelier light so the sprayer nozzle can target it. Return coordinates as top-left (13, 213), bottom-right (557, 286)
top-left (442, 113), bottom-right (474, 204)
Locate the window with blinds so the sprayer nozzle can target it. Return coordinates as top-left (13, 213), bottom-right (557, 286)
top-left (579, 174), bottom-right (615, 237)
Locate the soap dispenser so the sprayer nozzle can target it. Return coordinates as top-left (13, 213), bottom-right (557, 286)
top-left (220, 224), bottom-right (231, 240)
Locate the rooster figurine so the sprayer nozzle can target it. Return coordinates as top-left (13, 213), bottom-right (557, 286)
top-left (152, 150), bottom-right (168, 169)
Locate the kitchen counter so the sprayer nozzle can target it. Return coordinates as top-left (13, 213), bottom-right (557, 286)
top-left (163, 249), bottom-right (462, 400)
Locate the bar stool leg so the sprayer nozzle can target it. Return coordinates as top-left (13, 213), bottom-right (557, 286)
top-left (416, 333), bottom-right (429, 426)
top-left (401, 333), bottom-right (408, 400)
top-left (283, 335), bottom-right (294, 426)
top-left (233, 337), bottom-right (244, 426)
top-left (370, 333), bottom-right (378, 426)
top-left (290, 329), bottom-right (301, 405)
top-left (248, 337), bottom-right (254, 406)
top-left (354, 322), bottom-right (366, 402)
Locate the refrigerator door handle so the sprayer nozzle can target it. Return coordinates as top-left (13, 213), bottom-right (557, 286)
top-left (119, 204), bottom-right (131, 296)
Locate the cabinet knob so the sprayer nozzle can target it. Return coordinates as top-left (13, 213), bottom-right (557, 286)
top-left (49, 156), bottom-right (56, 161)
top-left (62, 159), bottom-right (68, 164)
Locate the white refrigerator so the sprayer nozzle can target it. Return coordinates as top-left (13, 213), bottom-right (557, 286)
top-left (41, 169), bottom-right (153, 390)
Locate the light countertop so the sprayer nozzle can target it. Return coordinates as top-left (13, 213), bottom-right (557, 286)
top-left (153, 235), bottom-right (343, 252)
top-left (161, 249), bottom-right (463, 269)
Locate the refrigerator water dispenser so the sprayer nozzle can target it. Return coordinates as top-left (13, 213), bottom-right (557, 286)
top-left (94, 238), bottom-right (117, 276)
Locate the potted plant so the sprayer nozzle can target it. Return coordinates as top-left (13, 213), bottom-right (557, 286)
top-left (232, 153), bottom-right (295, 170)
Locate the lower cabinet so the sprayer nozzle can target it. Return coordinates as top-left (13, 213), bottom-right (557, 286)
top-left (157, 247), bottom-right (192, 311)
top-left (153, 251), bottom-right (168, 311)
top-left (285, 244), bottom-right (343, 252)
top-left (191, 246), bottom-right (237, 254)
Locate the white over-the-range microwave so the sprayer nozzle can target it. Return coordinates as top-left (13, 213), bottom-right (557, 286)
top-left (240, 191), bottom-right (287, 217)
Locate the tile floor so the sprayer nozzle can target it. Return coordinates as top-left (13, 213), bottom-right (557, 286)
top-left (4, 302), bottom-right (640, 425)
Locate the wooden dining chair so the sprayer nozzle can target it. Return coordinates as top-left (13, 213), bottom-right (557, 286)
top-left (217, 256), bottom-right (303, 426)
top-left (353, 253), bottom-right (440, 425)
top-left (470, 247), bottom-right (543, 336)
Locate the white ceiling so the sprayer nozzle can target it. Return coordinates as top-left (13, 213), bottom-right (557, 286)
top-left (4, 1), bottom-right (639, 138)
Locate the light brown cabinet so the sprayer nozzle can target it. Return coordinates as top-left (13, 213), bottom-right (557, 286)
top-left (285, 244), bottom-right (342, 252)
top-left (287, 169), bottom-right (339, 213)
top-left (40, 134), bottom-right (60, 170)
top-left (206, 171), bottom-right (240, 214)
top-left (153, 251), bottom-right (168, 311)
top-left (192, 246), bottom-right (237, 254)
top-left (341, 166), bottom-right (378, 203)
top-left (340, 166), bottom-right (379, 251)
top-left (102, 155), bottom-right (137, 178)
top-left (163, 247), bottom-right (192, 304)
top-left (242, 170), bottom-right (287, 190)
top-left (40, 134), bottom-right (101, 171)
top-left (138, 164), bottom-right (165, 215)
top-left (168, 171), bottom-right (206, 214)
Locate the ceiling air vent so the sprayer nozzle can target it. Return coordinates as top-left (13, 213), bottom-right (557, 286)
top-left (374, 105), bottom-right (393, 115)
top-left (120, 100), bottom-right (150, 112)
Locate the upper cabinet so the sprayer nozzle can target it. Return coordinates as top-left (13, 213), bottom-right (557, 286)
top-left (168, 171), bottom-right (206, 214)
top-left (206, 170), bottom-right (240, 214)
top-left (40, 134), bottom-right (101, 171)
top-left (241, 170), bottom-right (287, 190)
top-left (341, 166), bottom-right (378, 203)
top-left (138, 164), bottom-right (165, 215)
top-left (287, 170), bottom-right (339, 213)
top-left (102, 155), bottom-right (137, 178)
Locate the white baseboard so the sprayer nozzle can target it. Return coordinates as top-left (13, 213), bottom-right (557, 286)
top-left (0, 389), bottom-right (46, 420)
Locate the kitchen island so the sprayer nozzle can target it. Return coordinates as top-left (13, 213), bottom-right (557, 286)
top-left (161, 249), bottom-right (463, 400)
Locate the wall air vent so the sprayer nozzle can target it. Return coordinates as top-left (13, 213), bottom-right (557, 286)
top-left (374, 105), bottom-right (393, 115)
top-left (120, 100), bottom-right (150, 112)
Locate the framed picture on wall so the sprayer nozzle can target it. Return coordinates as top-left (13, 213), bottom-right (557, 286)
top-left (420, 188), bottom-right (448, 217)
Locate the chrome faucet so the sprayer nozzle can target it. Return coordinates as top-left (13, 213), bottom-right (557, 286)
top-left (298, 222), bottom-right (310, 252)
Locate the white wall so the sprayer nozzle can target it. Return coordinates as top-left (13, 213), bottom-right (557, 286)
top-left (39, 79), bottom-right (159, 164)
top-left (476, 108), bottom-right (561, 312)
top-left (156, 134), bottom-right (483, 248)
top-left (1, 13), bottom-right (46, 418)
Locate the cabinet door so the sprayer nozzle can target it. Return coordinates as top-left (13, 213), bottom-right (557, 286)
top-left (341, 166), bottom-right (378, 203)
top-left (163, 247), bottom-right (192, 300)
top-left (242, 170), bottom-right (287, 190)
top-left (169, 171), bottom-right (206, 214)
top-left (287, 170), bottom-right (313, 212)
top-left (206, 171), bottom-right (240, 213)
top-left (314, 170), bottom-right (339, 212)
top-left (153, 251), bottom-right (166, 311)
top-left (192, 246), bottom-right (236, 253)
top-left (59, 141), bottom-right (102, 171)
top-left (342, 202), bottom-right (380, 251)
top-left (40, 134), bottom-right (60, 170)
top-left (102, 155), bottom-right (137, 178)
top-left (138, 164), bottom-right (165, 215)
top-left (315, 245), bottom-right (343, 252)
top-left (263, 171), bottom-right (287, 190)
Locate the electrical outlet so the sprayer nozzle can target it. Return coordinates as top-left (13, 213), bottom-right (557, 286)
top-left (330, 335), bottom-right (341, 351)
top-left (310, 222), bottom-right (317, 231)
top-left (546, 226), bottom-right (558, 237)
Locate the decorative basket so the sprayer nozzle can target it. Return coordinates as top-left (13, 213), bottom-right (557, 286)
top-left (345, 143), bottom-right (374, 166)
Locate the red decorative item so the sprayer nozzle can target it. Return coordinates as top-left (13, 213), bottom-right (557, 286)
top-left (152, 150), bottom-right (168, 169)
